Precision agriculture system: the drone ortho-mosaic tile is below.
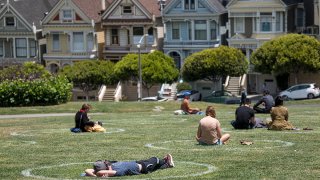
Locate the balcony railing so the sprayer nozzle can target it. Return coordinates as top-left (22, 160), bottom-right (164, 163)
top-left (164, 40), bottom-right (219, 47)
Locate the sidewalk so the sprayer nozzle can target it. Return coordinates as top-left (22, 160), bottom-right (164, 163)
top-left (0, 113), bottom-right (105, 119)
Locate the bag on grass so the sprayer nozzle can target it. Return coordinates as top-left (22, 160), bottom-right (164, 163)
top-left (70, 127), bottom-right (81, 133)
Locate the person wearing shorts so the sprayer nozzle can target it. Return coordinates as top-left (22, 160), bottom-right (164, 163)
top-left (196, 106), bottom-right (230, 145)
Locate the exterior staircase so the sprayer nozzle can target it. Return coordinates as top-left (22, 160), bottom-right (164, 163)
top-left (160, 83), bottom-right (177, 100)
top-left (102, 86), bottom-right (116, 102)
top-left (226, 76), bottom-right (241, 96)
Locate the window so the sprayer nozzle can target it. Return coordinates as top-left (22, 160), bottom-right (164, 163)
top-left (73, 32), bottom-right (84, 52)
top-left (195, 20), bottom-right (207, 40)
top-left (0, 40), bottom-right (3, 56)
top-left (16, 38), bottom-right (27, 57)
top-left (111, 29), bottom-right (119, 45)
top-left (29, 39), bottom-right (36, 57)
top-left (147, 28), bottom-right (154, 45)
top-left (52, 34), bottom-right (60, 51)
top-left (172, 22), bottom-right (180, 40)
top-left (210, 21), bottom-right (217, 40)
top-left (296, 8), bottom-right (304, 27)
top-left (123, 6), bottom-right (132, 14)
top-left (276, 12), bottom-right (281, 31)
top-left (253, 17), bottom-right (257, 32)
top-left (133, 27), bottom-right (144, 44)
top-left (188, 21), bottom-right (192, 40)
top-left (184, 0), bottom-right (195, 10)
top-left (234, 17), bottom-right (244, 33)
top-left (87, 33), bottom-right (94, 51)
top-left (5, 17), bottom-right (15, 27)
top-left (62, 10), bottom-right (72, 22)
top-left (260, 13), bottom-right (272, 32)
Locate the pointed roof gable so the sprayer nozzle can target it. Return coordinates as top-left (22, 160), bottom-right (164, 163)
top-left (41, 0), bottom-right (100, 25)
top-left (72, 0), bottom-right (104, 22)
top-left (0, 0), bottom-right (58, 28)
top-left (163, 0), bottom-right (226, 15)
top-left (102, 0), bottom-right (161, 20)
top-left (227, 0), bottom-right (287, 8)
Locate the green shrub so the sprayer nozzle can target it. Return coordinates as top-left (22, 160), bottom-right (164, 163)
top-left (0, 76), bottom-right (72, 107)
top-left (176, 82), bottom-right (192, 92)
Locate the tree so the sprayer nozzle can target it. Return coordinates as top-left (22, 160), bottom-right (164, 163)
top-left (182, 46), bottom-right (248, 82)
top-left (114, 50), bottom-right (179, 96)
top-left (59, 60), bottom-right (116, 101)
top-left (251, 34), bottom-right (320, 84)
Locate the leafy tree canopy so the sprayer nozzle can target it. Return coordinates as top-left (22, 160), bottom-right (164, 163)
top-left (114, 50), bottom-right (179, 91)
top-left (182, 46), bottom-right (248, 82)
top-left (59, 60), bottom-right (116, 98)
top-left (251, 34), bottom-right (320, 75)
top-left (0, 62), bottom-right (51, 81)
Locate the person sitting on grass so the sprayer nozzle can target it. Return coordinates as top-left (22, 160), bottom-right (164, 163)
top-left (266, 96), bottom-right (295, 130)
top-left (231, 98), bottom-right (256, 129)
top-left (180, 93), bottom-right (200, 114)
top-left (84, 154), bottom-right (174, 178)
top-left (196, 106), bottom-right (230, 145)
top-left (253, 90), bottom-right (274, 113)
top-left (73, 103), bottom-right (105, 132)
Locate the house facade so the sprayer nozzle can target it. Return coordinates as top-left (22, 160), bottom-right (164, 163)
top-left (0, 0), bottom-right (57, 69)
top-left (226, 0), bottom-right (306, 94)
top-left (162, 0), bottom-right (227, 70)
top-left (101, 0), bottom-right (161, 62)
top-left (41, 0), bottom-right (104, 73)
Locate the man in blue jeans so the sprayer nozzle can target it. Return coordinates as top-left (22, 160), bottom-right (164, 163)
top-left (84, 154), bottom-right (174, 177)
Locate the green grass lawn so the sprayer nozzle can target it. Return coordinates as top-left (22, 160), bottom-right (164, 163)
top-left (0, 99), bottom-right (320, 179)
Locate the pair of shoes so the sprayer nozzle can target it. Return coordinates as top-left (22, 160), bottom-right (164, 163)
top-left (165, 154), bottom-right (174, 168)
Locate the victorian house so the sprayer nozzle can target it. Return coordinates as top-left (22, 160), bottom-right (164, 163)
top-left (0, 0), bottom-right (57, 69)
top-left (41, 0), bottom-right (104, 73)
top-left (101, 0), bottom-right (162, 62)
top-left (226, 0), bottom-right (307, 94)
top-left (161, 0), bottom-right (227, 70)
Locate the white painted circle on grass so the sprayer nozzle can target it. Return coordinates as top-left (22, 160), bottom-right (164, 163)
top-left (21, 161), bottom-right (217, 180)
top-left (146, 139), bottom-right (294, 151)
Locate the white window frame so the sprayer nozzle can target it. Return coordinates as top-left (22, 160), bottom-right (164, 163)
top-left (52, 34), bottom-right (60, 51)
top-left (260, 13), bottom-right (272, 32)
top-left (172, 22), bottom-right (180, 40)
top-left (5, 17), bottom-right (15, 27)
top-left (210, 20), bottom-right (217, 40)
top-left (87, 33), bottom-right (94, 51)
top-left (122, 6), bottom-right (132, 14)
top-left (234, 17), bottom-right (244, 33)
top-left (29, 39), bottom-right (36, 57)
top-left (73, 32), bottom-right (84, 52)
top-left (16, 38), bottom-right (27, 57)
top-left (195, 20), bottom-right (207, 40)
top-left (184, 0), bottom-right (195, 11)
top-left (62, 9), bottom-right (73, 23)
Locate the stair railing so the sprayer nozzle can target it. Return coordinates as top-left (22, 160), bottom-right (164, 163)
top-left (114, 81), bottom-right (122, 102)
top-left (98, 85), bottom-right (107, 102)
top-left (223, 76), bottom-right (230, 90)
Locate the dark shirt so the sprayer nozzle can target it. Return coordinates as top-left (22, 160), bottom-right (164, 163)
top-left (234, 106), bottom-right (255, 129)
top-left (74, 110), bottom-right (90, 131)
top-left (254, 95), bottom-right (274, 111)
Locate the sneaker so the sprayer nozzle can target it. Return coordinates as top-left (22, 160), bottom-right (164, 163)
top-left (166, 154), bottom-right (174, 167)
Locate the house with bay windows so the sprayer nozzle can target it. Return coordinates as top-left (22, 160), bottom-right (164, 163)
top-left (226, 0), bottom-right (306, 95)
top-left (41, 0), bottom-right (104, 73)
top-left (0, 0), bottom-right (57, 69)
top-left (101, 0), bottom-right (162, 61)
top-left (162, 0), bottom-right (227, 70)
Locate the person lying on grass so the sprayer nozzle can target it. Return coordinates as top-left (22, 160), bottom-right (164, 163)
top-left (196, 106), bottom-right (230, 145)
top-left (84, 154), bottom-right (174, 177)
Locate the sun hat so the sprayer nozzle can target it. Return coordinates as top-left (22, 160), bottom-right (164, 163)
top-left (93, 160), bottom-right (107, 172)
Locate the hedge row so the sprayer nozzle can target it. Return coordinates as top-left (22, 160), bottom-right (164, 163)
top-left (0, 76), bottom-right (73, 107)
